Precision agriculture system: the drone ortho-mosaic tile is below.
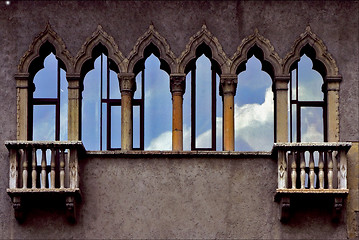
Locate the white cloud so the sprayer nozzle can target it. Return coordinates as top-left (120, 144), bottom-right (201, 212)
top-left (146, 131), bottom-right (172, 150)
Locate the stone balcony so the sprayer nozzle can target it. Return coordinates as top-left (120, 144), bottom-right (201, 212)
top-left (273, 142), bottom-right (352, 222)
top-left (5, 141), bottom-right (85, 222)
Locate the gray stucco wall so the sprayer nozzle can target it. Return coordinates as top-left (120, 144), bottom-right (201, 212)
top-left (0, 1), bottom-right (358, 239)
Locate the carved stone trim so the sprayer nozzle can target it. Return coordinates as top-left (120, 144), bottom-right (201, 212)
top-left (230, 28), bottom-right (282, 76)
top-left (283, 26), bottom-right (340, 77)
top-left (119, 73), bottom-right (136, 93)
top-left (220, 75), bottom-right (237, 96)
top-left (274, 76), bottom-right (290, 91)
top-left (74, 25), bottom-right (126, 74)
top-left (127, 24), bottom-right (177, 74)
top-left (170, 74), bottom-right (186, 94)
top-left (178, 24), bottom-right (231, 74)
top-left (18, 22), bottom-right (74, 74)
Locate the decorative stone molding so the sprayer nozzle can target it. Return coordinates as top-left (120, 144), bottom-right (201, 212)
top-left (18, 22), bottom-right (74, 73)
top-left (283, 26), bottom-right (340, 77)
top-left (170, 74), bottom-right (186, 95)
top-left (274, 76), bottom-right (290, 91)
top-left (230, 28), bottom-right (282, 76)
top-left (74, 25), bottom-right (126, 74)
top-left (178, 24), bottom-right (231, 74)
top-left (118, 73), bottom-right (136, 94)
top-left (219, 74), bottom-right (237, 96)
top-left (127, 24), bottom-right (177, 74)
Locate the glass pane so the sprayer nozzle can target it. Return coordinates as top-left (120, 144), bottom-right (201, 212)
top-left (134, 72), bottom-right (142, 99)
top-left (300, 107), bottom-right (324, 142)
top-left (291, 104), bottom-right (297, 142)
top-left (82, 56), bottom-right (101, 150)
top-left (298, 54), bottom-right (323, 101)
top-left (216, 73), bottom-right (222, 151)
top-left (195, 55), bottom-right (212, 148)
top-left (291, 69), bottom-right (297, 100)
top-left (133, 105), bottom-right (141, 149)
top-left (33, 53), bottom-right (58, 98)
top-left (59, 68), bottom-right (68, 141)
top-left (110, 106), bottom-right (121, 149)
top-left (183, 72), bottom-right (191, 151)
top-left (102, 103), bottom-right (107, 150)
top-left (109, 69), bottom-right (121, 99)
top-left (234, 56), bottom-right (274, 151)
top-left (144, 54), bottom-right (171, 150)
top-left (33, 105), bottom-right (56, 141)
top-left (102, 54), bottom-right (107, 99)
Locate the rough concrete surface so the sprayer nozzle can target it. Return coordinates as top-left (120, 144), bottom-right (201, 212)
top-left (0, 1), bottom-right (358, 239)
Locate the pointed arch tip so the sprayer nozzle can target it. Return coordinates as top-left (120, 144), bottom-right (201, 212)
top-left (283, 26), bottom-right (339, 76)
top-left (74, 24), bottom-right (126, 74)
top-left (17, 23), bottom-right (74, 73)
top-left (127, 23), bottom-right (177, 74)
top-left (230, 29), bottom-right (282, 76)
top-left (178, 24), bottom-right (230, 74)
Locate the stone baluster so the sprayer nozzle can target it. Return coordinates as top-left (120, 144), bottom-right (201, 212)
top-left (309, 151), bottom-right (315, 189)
top-left (50, 148), bottom-right (56, 188)
top-left (300, 151), bottom-right (306, 189)
top-left (338, 150), bottom-right (347, 189)
top-left (31, 148), bottom-right (37, 189)
top-left (9, 148), bottom-right (18, 189)
top-left (41, 149), bottom-right (47, 189)
top-left (290, 152), bottom-right (297, 189)
top-left (22, 149), bottom-right (28, 189)
top-left (327, 150), bottom-right (333, 189)
top-left (277, 150), bottom-right (287, 189)
top-left (69, 148), bottom-right (79, 189)
top-left (60, 149), bottom-right (65, 188)
top-left (318, 151), bottom-right (324, 189)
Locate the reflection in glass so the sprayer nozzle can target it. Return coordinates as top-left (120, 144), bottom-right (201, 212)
top-left (33, 53), bottom-right (57, 99)
top-left (33, 105), bottom-right (56, 141)
top-left (111, 106), bottom-right (121, 149)
top-left (234, 56), bottom-right (273, 151)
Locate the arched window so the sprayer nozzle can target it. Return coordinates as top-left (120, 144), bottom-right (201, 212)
top-left (235, 55), bottom-right (273, 151)
top-left (29, 42), bottom-right (67, 141)
top-left (81, 44), bottom-right (120, 150)
top-left (183, 44), bottom-right (222, 151)
top-left (133, 44), bottom-right (172, 150)
top-left (289, 46), bottom-right (326, 143)
top-left (234, 46), bottom-right (274, 151)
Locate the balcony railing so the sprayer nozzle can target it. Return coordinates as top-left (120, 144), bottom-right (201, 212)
top-left (273, 142), bottom-right (351, 222)
top-left (5, 141), bottom-right (85, 222)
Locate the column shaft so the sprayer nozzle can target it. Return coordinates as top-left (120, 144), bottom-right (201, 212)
top-left (275, 76), bottom-right (290, 143)
top-left (15, 74), bottom-right (30, 140)
top-left (170, 74), bottom-right (186, 151)
top-left (67, 74), bottom-right (81, 141)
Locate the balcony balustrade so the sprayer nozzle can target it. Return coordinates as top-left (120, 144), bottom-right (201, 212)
top-left (273, 142), bottom-right (351, 222)
top-left (5, 141), bottom-right (85, 222)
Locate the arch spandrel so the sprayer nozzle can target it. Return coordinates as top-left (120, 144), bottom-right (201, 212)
top-left (127, 24), bottom-right (177, 74)
top-left (74, 25), bottom-right (126, 74)
top-left (283, 26), bottom-right (340, 77)
top-left (18, 22), bottom-right (74, 74)
top-left (230, 28), bottom-right (282, 77)
top-left (178, 24), bottom-right (231, 74)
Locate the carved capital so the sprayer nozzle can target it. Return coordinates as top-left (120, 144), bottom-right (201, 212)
top-left (170, 74), bottom-right (186, 95)
top-left (325, 76), bottom-right (341, 91)
top-left (66, 74), bottom-right (82, 89)
top-left (15, 73), bottom-right (30, 89)
top-left (118, 73), bottom-right (136, 94)
top-left (274, 76), bottom-right (290, 91)
top-left (220, 75), bottom-right (237, 96)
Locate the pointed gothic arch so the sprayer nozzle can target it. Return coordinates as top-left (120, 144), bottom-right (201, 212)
top-left (230, 29), bottom-right (282, 78)
top-left (18, 23), bottom-right (73, 74)
top-left (283, 26), bottom-right (340, 78)
top-left (127, 24), bottom-right (176, 75)
top-left (178, 24), bottom-right (230, 74)
top-left (74, 25), bottom-right (126, 74)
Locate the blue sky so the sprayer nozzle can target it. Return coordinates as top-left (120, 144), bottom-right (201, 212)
top-left (32, 52), bottom-right (324, 151)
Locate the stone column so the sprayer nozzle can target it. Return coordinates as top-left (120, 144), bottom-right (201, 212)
top-left (220, 75), bottom-right (237, 151)
top-left (67, 74), bottom-right (82, 141)
top-left (170, 74), bottom-right (186, 151)
top-left (274, 76), bottom-right (290, 143)
top-left (15, 73), bottom-right (30, 140)
top-left (325, 76), bottom-right (341, 142)
top-left (119, 73), bottom-right (136, 151)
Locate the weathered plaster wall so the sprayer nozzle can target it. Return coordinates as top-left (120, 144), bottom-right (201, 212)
top-left (0, 0), bottom-right (358, 239)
